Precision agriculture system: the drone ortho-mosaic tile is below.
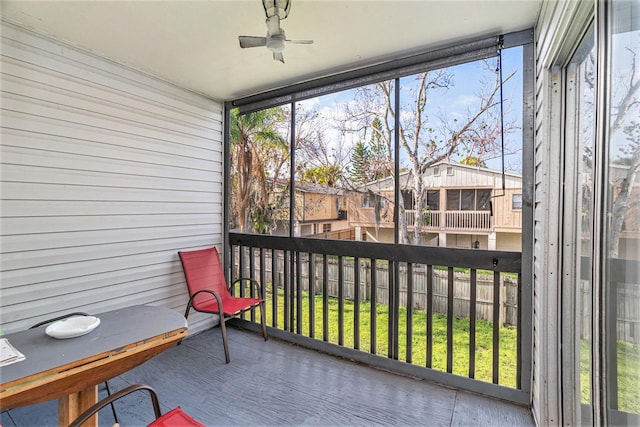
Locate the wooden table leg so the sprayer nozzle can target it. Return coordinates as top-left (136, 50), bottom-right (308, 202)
top-left (58, 384), bottom-right (98, 427)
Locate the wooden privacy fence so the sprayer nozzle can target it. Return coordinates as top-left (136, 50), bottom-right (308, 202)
top-left (579, 258), bottom-right (640, 345)
top-left (239, 252), bottom-right (519, 326)
top-left (579, 280), bottom-right (640, 345)
top-left (612, 281), bottom-right (640, 345)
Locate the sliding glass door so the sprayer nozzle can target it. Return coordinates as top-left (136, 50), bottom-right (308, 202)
top-left (563, 1), bottom-right (639, 425)
top-left (604, 1), bottom-right (640, 423)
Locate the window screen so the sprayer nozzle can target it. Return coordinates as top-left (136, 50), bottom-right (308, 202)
top-left (426, 190), bottom-right (440, 210)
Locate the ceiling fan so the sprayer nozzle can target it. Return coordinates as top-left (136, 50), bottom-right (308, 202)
top-left (238, 0), bottom-right (313, 63)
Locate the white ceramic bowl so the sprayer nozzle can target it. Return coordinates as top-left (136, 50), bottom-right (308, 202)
top-left (45, 316), bottom-right (101, 339)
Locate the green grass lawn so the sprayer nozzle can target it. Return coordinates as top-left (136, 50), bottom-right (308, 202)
top-left (580, 339), bottom-right (640, 414)
top-left (260, 287), bottom-right (518, 387)
top-left (236, 277), bottom-right (640, 414)
top-left (250, 286), bottom-right (640, 413)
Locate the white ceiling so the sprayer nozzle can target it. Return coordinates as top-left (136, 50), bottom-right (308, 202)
top-left (2, 0), bottom-right (543, 102)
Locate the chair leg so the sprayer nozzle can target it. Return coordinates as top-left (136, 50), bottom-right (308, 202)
top-left (259, 302), bottom-right (268, 341)
top-left (219, 317), bottom-right (230, 364)
top-left (104, 381), bottom-right (118, 424)
top-left (178, 304), bottom-right (193, 347)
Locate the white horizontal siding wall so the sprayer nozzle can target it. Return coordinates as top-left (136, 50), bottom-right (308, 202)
top-left (533, 2), bottom-right (565, 424)
top-left (425, 165), bottom-right (522, 189)
top-left (533, 0), bottom-right (593, 425)
top-left (0, 21), bottom-right (223, 334)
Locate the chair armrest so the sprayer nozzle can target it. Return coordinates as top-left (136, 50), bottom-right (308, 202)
top-left (189, 289), bottom-right (224, 308)
top-left (230, 277), bottom-right (263, 299)
top-left (184, 289), bottom-right (225, 321)
top-left (69, 384), bottom-right (161, 427)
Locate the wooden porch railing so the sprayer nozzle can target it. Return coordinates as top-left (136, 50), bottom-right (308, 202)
top-left (404, 210), bottom-right (441, 229)
top-left (228, 233), bottom-right (530, 405)
top-left (445, 210), bottom-right (491, 230)
top-left (404, 210), bottom-right (491, 231)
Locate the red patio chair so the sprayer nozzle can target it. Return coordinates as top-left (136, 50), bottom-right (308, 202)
top-left (178, 246), bottom-right (267, 363)
top-left (68, 384), bottom-right (204, 427)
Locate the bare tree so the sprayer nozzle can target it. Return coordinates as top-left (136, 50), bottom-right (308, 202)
top-left (341, 62), bottom-right (517, 244)
top-left (294, 104), bottom-right (353, 186)
top-left (608, 43), bottom-right (640, 258)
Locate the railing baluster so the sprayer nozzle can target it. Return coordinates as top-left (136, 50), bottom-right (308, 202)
top-left (370, 259), bottom-right (377, 355)
top-left (249, 246), bottom-right (256, 322)
top-left (354, 256), bottom-right (360, 350)
top-left (238, 245), bottom-right (245, 298)
top-left (296, 252), bottom-right (303, 335)
top-left (388, 261), bottom-right (394, 359)
top-left (322, 254), bottom-right (329, 342)
top-left (447, 266), bottom-right (454, 373)
top-left (406, 263), bottom-right (413, 364)
top-left (236, 245), bottom-right (245, 321)
top-left (338, 256), bottom-right (344, 346)
top-left (284, 251), bottom-right (290, 332)
top-left (392, 261), bottom-right (400, 360)
top-left (259, 248), bottom-right (265, 326)
top-left (230, 243), bottom-right (236, 285)
top-left (426, 264), bottom-right (433, 368)
top-left (516, 272), bottom-right (522, 389)
top-left (493, 270), bottom-right (500, 384)
top-left (309, 253), bottom-right (316, 339)
top-left (271, 249), bottom-right (278, 329)
top-left (469, 268), bottom-right (477, 379)
top-left (289, 251), bottom-right (296, 333)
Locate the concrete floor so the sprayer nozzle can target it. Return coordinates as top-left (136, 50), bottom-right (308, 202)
top-left (2, 326), bottom-right (534, 426)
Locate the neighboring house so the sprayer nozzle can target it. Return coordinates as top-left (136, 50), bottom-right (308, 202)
top-left (293, 183), bottom-right (350, 238)
top-left (270, 182), bottom-right (351, 238)
top-left (346, 162), bottom-right (523, 251)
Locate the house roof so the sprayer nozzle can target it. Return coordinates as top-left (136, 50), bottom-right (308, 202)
top-left (355, 160), bottom-right (522, 191)
top-left (268, 178), bottom-right (345, 195)
top-left (1, 1), bottom-right (543, 102)
top-left (296, 182), bottom-right (344, 195)
top-left (430, 160), bottom-right (523, 179)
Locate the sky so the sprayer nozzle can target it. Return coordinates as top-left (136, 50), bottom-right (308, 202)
top-left (610, 30), bottom-right (640, 163)
top-left (295, 45), bottom-right (524, 176)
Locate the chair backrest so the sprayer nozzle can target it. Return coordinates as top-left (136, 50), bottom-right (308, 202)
top-left (69, 383), bottom-right (204, 427)
top-left (69, 384), bottom-right (161, 427)
top-left (178, 247), bottom-right (230, 310)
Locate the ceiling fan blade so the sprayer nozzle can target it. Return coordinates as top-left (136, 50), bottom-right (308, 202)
top-left (239, 36), bottom-right (267, 48)
top-left (273, 52), bottom-right (285, 63)
top-left (285, 39), bottom-right (313, 45)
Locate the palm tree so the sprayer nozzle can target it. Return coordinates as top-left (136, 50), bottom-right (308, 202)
top-left (230, 108), bottom-right (288, 233)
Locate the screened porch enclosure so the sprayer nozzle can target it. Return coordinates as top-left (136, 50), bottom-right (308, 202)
top-left (225, 28), bottom-right (534, 405)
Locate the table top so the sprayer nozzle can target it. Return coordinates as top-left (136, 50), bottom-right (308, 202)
top-left (0, 305), bottom-right (188, 387)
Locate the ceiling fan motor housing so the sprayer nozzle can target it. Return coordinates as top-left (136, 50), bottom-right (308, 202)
top-left (238, 1), bottom-right (312, 61)
top-left (267, 33), bottom-right (286, 52)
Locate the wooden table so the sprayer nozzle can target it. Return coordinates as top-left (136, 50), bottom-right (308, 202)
top-left (0, 305), bottom-right (188, 426)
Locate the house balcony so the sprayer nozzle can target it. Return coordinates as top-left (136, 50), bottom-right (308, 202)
top-left (404, 210), bottom-right (492, 232)
top-left (1, 327), bottom-right (534, 426)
